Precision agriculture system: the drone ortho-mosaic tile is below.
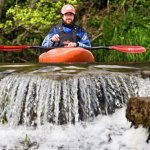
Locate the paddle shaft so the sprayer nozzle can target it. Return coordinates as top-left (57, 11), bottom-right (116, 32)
top-left (30, 46), bottom-right (111, 51)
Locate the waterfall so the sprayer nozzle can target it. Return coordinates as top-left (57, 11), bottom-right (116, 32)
top-left (0, 71), bottom-right (139, 127)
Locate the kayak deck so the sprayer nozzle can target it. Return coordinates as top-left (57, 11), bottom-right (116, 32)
top-left (39, 47), bottom-right (95, 63)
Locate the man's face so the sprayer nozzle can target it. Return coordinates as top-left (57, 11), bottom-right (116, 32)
top-left (62, 12), bottom-right (74, 24)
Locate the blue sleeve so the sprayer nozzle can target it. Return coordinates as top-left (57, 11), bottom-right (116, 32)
top-left (77, 28), bottom-right (91, 48)
top-left (42, 27), bottom-right (58, 47)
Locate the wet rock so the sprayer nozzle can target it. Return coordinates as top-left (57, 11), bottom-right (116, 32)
top-left (141, 71), bottom-right (150, 79)
top-left (20, 134), bottom-right (39, 150)
top-left (126, 97), bottom-right (150, 142)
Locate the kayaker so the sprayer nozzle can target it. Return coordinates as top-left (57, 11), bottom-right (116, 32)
top-left (42, 4), bottom-right (91, 48)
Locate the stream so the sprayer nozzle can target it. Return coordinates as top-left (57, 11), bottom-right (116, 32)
top-left (0, 63), bottom-right (150, 150)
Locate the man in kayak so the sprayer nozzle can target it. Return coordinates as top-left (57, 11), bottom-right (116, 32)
top-left (42, 4), bottom-right (91, 48)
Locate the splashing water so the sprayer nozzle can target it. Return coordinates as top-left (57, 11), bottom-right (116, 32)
top-left (0, 108), bottom-right (149, 150)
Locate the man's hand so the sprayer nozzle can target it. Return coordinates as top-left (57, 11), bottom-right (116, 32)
top-left (51, 34), bottom-right (60, 42)
top-left (64, 42), bottom-right (77, 47)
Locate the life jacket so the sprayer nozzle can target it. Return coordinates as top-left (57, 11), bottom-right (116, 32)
top-left (56, 24), bottom-right (80, 46)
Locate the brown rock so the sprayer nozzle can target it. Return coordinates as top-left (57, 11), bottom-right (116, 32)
top-left (126, 97), bottom-right (150, 143)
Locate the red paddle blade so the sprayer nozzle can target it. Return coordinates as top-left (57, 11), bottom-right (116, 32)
top-left (0, 45), bottom-right (29, 51)
top-left (109, 45), bottom-right (146, 53)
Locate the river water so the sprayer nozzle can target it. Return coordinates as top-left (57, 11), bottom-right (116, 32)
top-left (0, 63), bottom-right (150, 150)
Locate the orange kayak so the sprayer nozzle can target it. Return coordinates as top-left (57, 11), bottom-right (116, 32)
top-left (39, 47), bottom-right (95, 63)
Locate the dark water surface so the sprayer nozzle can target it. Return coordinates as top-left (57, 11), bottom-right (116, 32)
top-left (0, 62), bottom-right (148, 73)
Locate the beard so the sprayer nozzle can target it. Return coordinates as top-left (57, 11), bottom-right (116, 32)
top-left (65, 19), bottom-right (73, 24)
top-left (61, 15), bottom-right (76, 27)
top-left (62, 19), bottom-right (74, 27)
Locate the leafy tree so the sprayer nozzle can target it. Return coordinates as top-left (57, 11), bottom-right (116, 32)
top-left (0, 0), bottom-right (78, 45)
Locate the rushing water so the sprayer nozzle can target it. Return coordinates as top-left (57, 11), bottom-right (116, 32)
top-left (0, 63), bottom-right (150, 150)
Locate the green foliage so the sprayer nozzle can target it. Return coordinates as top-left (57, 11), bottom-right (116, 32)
top-left (0, 0), bottom-right (150, 63)
top-left (91, 0), bottom-right (150, 62)
top-left (0, 0), bottom-right (78, 45)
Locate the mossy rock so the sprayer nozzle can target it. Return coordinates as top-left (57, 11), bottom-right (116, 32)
top-left (126, 97), bottom-right (150, 142)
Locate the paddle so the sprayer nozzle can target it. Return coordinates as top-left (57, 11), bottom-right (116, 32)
top-left (0, 45), bottom-right (146, 53)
